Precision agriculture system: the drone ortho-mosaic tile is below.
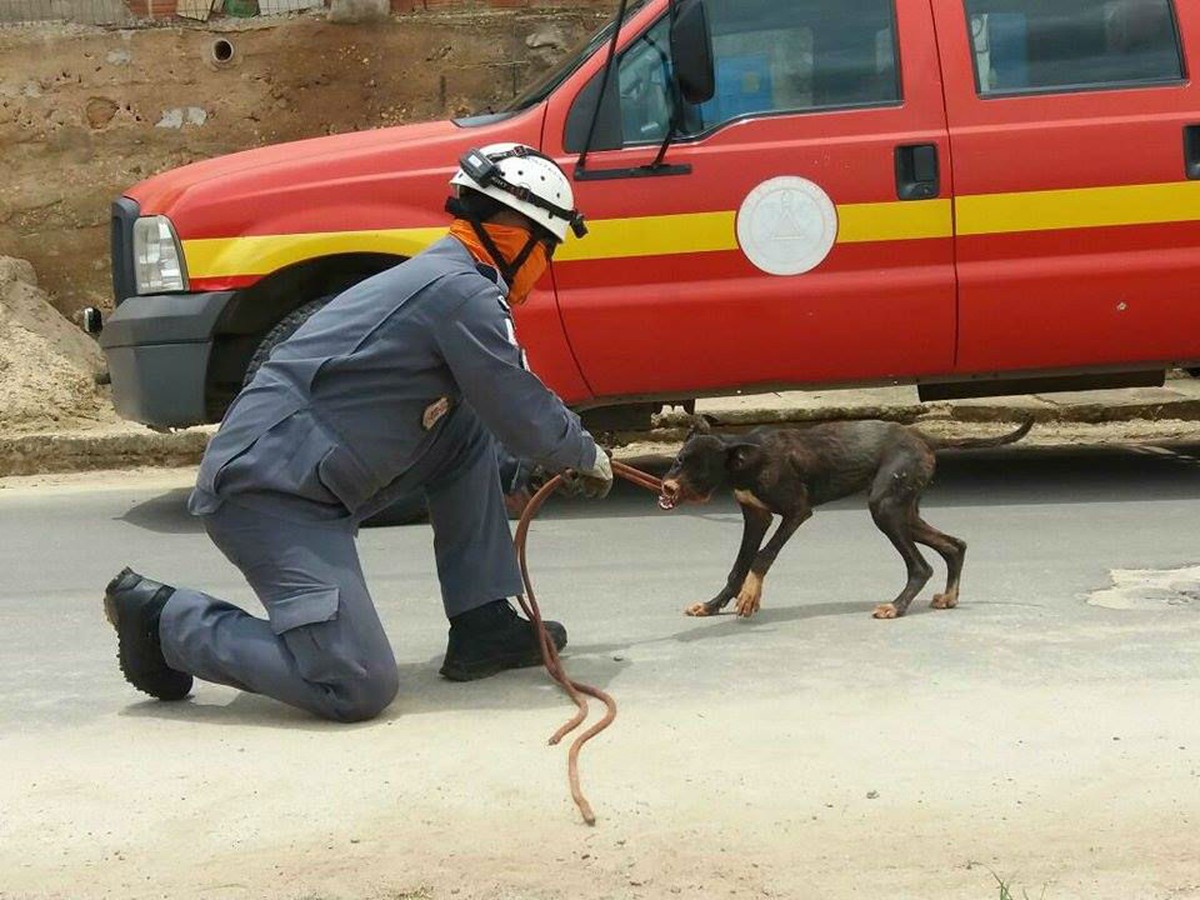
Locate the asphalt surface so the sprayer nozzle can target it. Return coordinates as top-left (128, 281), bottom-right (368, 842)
top-left (3, 443), bottom-right (1200, 899)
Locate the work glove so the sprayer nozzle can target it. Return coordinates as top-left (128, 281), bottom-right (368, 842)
top-left (572, 448), bottom-right (614, 500)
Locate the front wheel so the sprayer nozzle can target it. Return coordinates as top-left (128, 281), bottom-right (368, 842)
top-left (242, 295), bottom-right (334, 388)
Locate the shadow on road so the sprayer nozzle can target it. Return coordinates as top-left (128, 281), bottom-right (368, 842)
top-left (118, 652), bottom-right (633, 731)
top-left (566, 441), bottom-right (1200, 516)
top-left (112, 596), bottom-right (959, 731)
top-left (118, 600), bottom-right (867, 731)
top-left (115, 442), bottom-right (1200, 538)
top-left (117, 487), bottom-right (203, 534)
top-left (924, 441), bottom-right (1200, 508)
top-left (113, 475), bottom-right (682, 535)
top-left (120, 693), bottom-right (335, 730)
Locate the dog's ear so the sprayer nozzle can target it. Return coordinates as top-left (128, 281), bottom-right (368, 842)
top-left (686, 414), bottom-right (716, 440)
top-left (725, 441), bottom-right (762, 472)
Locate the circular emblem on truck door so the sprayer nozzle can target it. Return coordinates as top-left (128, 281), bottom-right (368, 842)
top-left (736, 176), bottom-right (839, 276)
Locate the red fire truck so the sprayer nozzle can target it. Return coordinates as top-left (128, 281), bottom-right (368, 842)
top-left (96, 0), bottom-right (1200, 430)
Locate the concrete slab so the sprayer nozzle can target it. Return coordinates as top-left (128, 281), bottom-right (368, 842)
top-left (328, 0), bottom-right (387, 22)
top-left (0, 0), bottom-right (132, 24)
top-left (944, 393), bottom-right (1055, 422)
top-left (688, 386), bottom-right (927, 426)
top-left (1035, 386), bottom-right (1200, 422)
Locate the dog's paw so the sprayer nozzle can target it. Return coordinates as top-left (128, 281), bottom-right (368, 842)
top-left (872, 603), bottom-right (901, 619)
top-left (685, 602), bottom-right (714, 617)
top-left (735, 593), bottom-right (761, 618)
top-left (734, 573), bottom-right (764, 618)
top-left (931, 591), bottom-right (959, 610)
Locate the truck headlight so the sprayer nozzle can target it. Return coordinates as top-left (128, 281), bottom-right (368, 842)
top-left (133, 216), bottom-right (188, 294)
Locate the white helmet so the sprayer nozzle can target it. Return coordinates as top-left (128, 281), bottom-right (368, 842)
top-left (449, 142), bottom-right (586, 243)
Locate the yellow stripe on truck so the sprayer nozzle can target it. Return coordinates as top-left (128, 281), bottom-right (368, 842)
top-left (838, 199), bottom-right (953, 243)
top-left (183, 226), bottom-right (450, 279)
top-left (182, 199), bottom-right (954, 279)
top-left (956, 180), bottom-right (1200, 236)
top-left (554, 210), bottom-right (738, 261)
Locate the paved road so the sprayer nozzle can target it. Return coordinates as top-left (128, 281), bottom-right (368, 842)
top-left (2, 443), bottom-right (1200, 899)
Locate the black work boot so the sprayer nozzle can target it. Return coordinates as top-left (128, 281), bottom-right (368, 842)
top-left (439, 600), bottom-right (567, 682)
top-left (103, 567), bottom-right (193, 701)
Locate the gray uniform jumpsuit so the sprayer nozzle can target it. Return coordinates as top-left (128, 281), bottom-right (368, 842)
top-left (157, 237), bottom-right (598, 721)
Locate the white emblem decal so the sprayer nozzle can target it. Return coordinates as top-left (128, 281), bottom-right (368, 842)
top-left (736, 176), bottom-right (838, 276)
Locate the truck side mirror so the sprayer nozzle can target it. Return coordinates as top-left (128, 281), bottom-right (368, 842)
top-left (670, 0), bottom-right (715, 105)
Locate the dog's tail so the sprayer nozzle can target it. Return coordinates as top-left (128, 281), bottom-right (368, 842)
top-left (917, 418), bottom-right (1033, 451)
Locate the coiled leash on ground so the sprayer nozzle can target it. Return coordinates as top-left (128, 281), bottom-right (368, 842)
top-left (512, 458), bottom-right (663, 825)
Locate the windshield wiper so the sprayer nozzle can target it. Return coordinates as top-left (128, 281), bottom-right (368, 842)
top-left (575, 0), bottom-right (690, 182)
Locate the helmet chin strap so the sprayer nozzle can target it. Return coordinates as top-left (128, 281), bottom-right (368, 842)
top-left (446, 196), bottom-right (541, 287)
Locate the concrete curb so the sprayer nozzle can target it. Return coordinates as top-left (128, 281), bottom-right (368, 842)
top-left (5, 385), bottom-right (1200, 477)
top-left (659, 383), bottom-right (1200, 430)
top-left (656, 401), bottom-right (930, 429)
top-left (946, 396), bottom-right (1200, 424)
top-left (663, 397), bottom-right (1200, 429)
top-left (0, 429), bottom-right (212, 477)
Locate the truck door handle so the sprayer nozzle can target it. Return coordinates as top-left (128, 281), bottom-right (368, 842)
top-left (895, 144), bottom-right (940, 200)
top-left (1185, 125), bottom-right (1200, 179)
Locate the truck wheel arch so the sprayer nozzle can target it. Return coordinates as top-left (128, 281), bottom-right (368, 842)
top-left (204, 252), bottom-right (404, 419)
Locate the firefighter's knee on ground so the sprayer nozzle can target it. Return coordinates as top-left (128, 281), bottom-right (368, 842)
top-left (322, 662), bottom-right (400, 723)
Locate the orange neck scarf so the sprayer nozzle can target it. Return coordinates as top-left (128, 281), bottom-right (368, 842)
top-left (449, 219), bottom-right (549, 305)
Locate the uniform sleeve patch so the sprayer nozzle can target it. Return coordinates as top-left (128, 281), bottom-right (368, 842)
top-left (422, 397), bottom-right (453, 431)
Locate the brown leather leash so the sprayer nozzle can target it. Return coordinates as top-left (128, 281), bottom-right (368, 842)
top-left (512, 459), bottom-right (662, 825)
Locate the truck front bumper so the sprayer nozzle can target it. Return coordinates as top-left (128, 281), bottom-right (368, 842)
top-left (99, 291), bottom-right (236, 428)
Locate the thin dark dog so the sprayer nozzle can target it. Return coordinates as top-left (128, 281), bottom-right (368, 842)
top-left (658, 417), bottom-right (1032, 620)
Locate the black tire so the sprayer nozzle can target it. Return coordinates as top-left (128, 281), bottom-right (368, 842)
top-left (242, 295), bottom-right (334, 388)
top-left (241, 293), bottom-right (427, 527)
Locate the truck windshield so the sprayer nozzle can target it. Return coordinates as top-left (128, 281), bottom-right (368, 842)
top-left (501, 0), bottom-right (651, 113)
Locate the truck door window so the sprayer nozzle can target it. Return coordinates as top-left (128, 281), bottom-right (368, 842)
top-left (964, 0), bottom-right (1184, 96)
top-left (569, 0), bottom-right (900, 150)
top-left (690, 0), bottom-right (899, 132)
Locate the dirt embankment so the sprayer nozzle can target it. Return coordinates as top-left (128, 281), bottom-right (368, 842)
top-left (0, 255), bottom-right (121, 434)
top-left (0, 6), bottom-right (607, 317)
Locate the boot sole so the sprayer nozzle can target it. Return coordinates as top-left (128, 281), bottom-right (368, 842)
top-left (439, 647), bottom-right (548, 682)
top-left (103, 584), bottom-right (192, 702)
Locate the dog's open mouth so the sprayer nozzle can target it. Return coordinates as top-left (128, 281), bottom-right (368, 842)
top-left (658, 480), bottom-right (709, 510)
top-left (659, 477), bottom-right (683, 510)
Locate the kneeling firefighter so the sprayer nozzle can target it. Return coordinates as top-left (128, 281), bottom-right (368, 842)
top-left (102, 143), bottom-right (613, 722)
